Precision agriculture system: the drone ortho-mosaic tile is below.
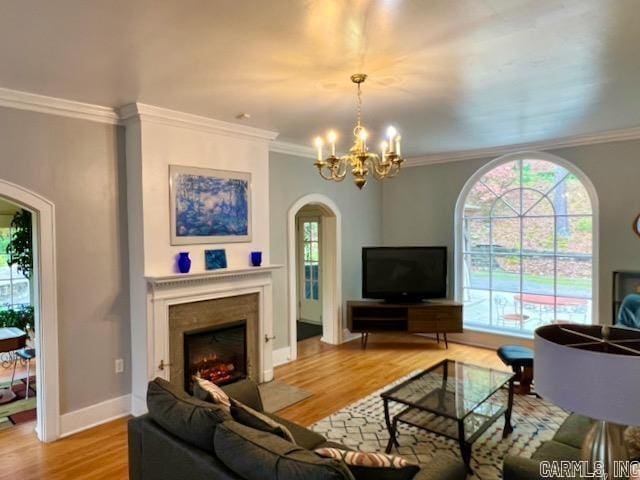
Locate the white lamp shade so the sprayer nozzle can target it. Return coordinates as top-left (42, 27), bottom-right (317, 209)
top-left (535, 325), bottom-right (640, 426)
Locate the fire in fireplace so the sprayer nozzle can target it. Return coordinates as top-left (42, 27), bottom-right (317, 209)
top-left (184, 320), bottom-right (247, 393)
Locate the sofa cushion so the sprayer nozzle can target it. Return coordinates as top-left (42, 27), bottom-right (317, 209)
top-left (231, 398), bottom-right (296, 444)
top-left (264, 412), bottom-right (327, 450)
top-left (147, 378), bottom-right (231, 452)
top-left (553, 414), bottom-right (593, 449)
top-left (222, 378), bottom-right (265, 412)
top-left (315, 448), bottom-right (420, 480)
top-left (214, 420), bottom-right (354, 480)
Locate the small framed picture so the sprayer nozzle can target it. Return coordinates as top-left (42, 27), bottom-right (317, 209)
top-left (170, 165), bottom-right (251, 245)
top-left (205, 249), bottom-right (227, 270)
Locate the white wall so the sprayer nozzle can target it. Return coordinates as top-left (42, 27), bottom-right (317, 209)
top-left (138, 123), bottom-right (272, 274)
top-left (124, 105), bottom-right (277, 412)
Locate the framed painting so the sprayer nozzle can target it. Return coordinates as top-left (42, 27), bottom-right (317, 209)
top-left (170, 165), bottom-right (251, 245)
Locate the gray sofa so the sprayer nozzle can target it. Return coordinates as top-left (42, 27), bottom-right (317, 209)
top-left (128, 378), bottom-right (466, 480)
top-left (503, 414), bottom-right (594, 480)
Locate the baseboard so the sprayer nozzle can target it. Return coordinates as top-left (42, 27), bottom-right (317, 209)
top-left (341, 328), bottom-right (360, 344)
top-left (59, 394), bottom-right (131, 438)
top-left (273, 346), bottom-right (292, 367)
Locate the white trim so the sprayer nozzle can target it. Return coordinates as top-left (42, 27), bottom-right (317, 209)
top-left (0, 179), bottom-right (60, 442)
top-left (131, 394), bottom-right (147, 417)
top-left (118, 103), bottom-right (279, 141)
top-left (453, 151), bottom-right (600, 337)
top-left (270, 141), bottom-right (316, 159)
top-left (341, 328), bottom-right (360, 344)
top-left (0, 86), bottom-right (119, 125)
top-left (405, 126), bottom-right (640, 167)
top-left (287, 194), bottom-right (343, 361)
top-left (59, 395), bottom-right (131, 438)
top-left (272, 346), bottom-right (292, 367)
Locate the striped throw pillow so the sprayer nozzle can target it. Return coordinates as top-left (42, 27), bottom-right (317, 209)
top-left (315, 448), bottom-right (420, 480)
top-left (192, 376), bottom-right (231, 411)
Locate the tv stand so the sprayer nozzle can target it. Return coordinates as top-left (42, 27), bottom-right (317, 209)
top-left (346, 300), bottom-right (463, 349)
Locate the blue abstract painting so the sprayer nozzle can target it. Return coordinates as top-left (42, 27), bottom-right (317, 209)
top-left (205, 249), bottom-right (227, 270)
top-left (170, 166), bottom-right (251, 245)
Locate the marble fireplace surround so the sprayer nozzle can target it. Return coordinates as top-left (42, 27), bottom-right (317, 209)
top-left (169, 293), bottom-right (259, 392)
top-left (133, 266), bottom-right (280, 415)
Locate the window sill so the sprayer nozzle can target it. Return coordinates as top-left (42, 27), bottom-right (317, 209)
top-left (463, 324), bottom-right (534, 340)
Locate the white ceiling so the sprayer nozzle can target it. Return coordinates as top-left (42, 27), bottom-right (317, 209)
top-left (0, 0), bottom-right (639, 156)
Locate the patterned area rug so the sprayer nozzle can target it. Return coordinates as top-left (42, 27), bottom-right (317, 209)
top-left (312, 372), bottom-right (568, 480)
top-left (0, 377), bottom-right (37, 431)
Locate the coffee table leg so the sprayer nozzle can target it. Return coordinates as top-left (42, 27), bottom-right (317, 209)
top-left (383, 399), bottom-right (399, 452)
top-left (503, 379), bottom-right (515, 438)
top-left (457, 421), bottom-right (473, 473)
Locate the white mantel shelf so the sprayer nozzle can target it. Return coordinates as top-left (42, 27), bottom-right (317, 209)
top-left (145, 264), bottom-right (283, 287)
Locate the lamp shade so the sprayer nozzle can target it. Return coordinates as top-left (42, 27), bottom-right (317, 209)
top-left (535, 324), bottom-right (640, 426)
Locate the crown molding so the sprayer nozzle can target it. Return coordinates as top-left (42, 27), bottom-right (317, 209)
top-left (269, 140), bottom-right (316, 158)
top-left (404, 126), bottom-right (640, 167)
top-left (0, 86), bottom-right (119, 125)
top-left (118, 103), bottom-right (279, 141)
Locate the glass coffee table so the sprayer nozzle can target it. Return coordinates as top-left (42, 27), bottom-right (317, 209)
top-left (381, 359), bottom-right (515, 472)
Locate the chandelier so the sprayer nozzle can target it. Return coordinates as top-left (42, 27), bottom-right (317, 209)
top-left (312, 73), bottom-right (404, 189)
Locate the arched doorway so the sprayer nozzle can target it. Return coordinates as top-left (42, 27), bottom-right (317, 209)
top-left (0, 178), bottom-right (59, 442)
top-left (455, 151), bottom-right (598, 336)
top-left (287, 194), bottom-right (342, 361)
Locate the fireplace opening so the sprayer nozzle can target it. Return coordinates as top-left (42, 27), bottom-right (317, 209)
top-left (184, 320), bottom-right (247, 394)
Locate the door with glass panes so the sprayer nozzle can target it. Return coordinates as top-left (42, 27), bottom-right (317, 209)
top-left (297, 216), bottom-right (322, 324)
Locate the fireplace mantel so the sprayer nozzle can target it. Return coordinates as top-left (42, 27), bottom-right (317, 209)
top-left (146, 265), bottom-right (283, 288)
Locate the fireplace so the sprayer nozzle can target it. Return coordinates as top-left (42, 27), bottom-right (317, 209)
top-left (184, 320), bottom-right (247, 393)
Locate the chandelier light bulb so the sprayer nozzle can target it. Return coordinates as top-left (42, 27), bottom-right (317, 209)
top-left (358, 129), bottom-right (368, 141)
top-left (380, 141), bottom-right (388, 154)
top-left (386, 126), bottom-right (397, 140)
top-left (327, 130), bottom-right (337, 156)
top-left (314, 136), bottom-right (324, 162)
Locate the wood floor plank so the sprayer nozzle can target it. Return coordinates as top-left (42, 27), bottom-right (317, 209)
top-left (0, 334), bottom-right (503, 478)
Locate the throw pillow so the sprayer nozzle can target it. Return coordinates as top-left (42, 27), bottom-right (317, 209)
top-left (625, 426), bottom-right (640, 460)
top-left (230, 398), bottom-right (296, 444)
top-left (315, 447), bottom-right (420, 480)
top-left (192, 376), bottom-right (231, 412)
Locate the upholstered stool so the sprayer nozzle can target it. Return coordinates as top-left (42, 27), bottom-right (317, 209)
top-left (497, 345), bottom-right (534, 395)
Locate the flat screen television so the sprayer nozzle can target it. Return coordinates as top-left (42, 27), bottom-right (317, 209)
top-left (362, 247), bottom-right (447, 301)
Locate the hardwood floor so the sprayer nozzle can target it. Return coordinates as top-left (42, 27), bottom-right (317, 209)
top-left (0, 333), bottom-right (505, 479)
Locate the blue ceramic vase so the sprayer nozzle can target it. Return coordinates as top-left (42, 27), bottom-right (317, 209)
top-left (250, 251), bottom-right (262, 267)
top-left (177, 252), bottom-right (191, 273)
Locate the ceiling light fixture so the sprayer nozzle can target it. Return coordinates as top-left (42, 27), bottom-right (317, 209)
top-left (312, 73), bottom-right (404, 189)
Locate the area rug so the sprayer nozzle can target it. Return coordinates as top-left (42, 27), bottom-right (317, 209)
top-left (259, 380), bottom-right (313, 413)
top-left (0, 377), bottom-right (37, 430)
top-left (312, 372), bottom-right (568, 480)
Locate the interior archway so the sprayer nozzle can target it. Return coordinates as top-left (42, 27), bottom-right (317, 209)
top-left (0, 178), bottom-right (59, 442)
top-left (287, 194), bottom-right (342, 361)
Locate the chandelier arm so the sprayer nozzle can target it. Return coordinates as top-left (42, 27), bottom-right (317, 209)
top-left (317, 166), bottom-right (336, 181)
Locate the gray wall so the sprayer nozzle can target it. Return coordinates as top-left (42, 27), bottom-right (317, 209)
top-left (0, 106), bottom-right (130, 413)
top-left (382, 139), bottom-right (640, 325)
top-left (269, 152), bottom-right (383, 349)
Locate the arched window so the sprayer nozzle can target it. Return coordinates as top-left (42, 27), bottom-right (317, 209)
top-left (456, 153), bottom-right (596, 335)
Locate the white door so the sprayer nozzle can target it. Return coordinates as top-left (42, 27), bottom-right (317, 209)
top-left (297, 216), bottom-right (322, 324)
